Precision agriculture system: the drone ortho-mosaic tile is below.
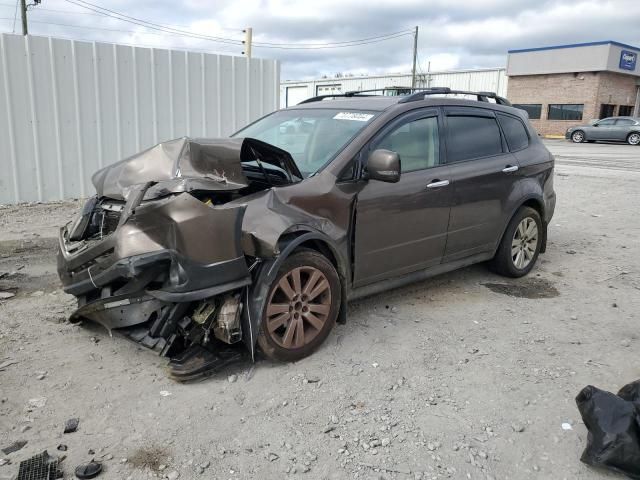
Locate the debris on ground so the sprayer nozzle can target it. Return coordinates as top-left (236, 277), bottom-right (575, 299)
top-left (2, 440), bottom-right (27, 455)
top-left (0, 359), bottom-right (19, 371)
top-left (74, 460), bottom-right (102, 479)
top-left (57, 445), bottom-right (67, 452)
top-left (0, 291), bottom-right (15, 299)
top-left (576, 380), bottom-right (640, 479)
top-left (63, 417), bottom-right (79, 434)
top-left (27, 397), bottom-right (47, 410)
top-left (16, 451), bottom-right (62, 480)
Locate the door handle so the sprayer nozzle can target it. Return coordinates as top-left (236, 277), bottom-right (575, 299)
top-left (426, 179), bottom-right (450, 189)
top-left (502, 165), bottom-right (519, 173)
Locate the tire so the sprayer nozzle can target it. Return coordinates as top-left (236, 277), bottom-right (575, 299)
top-left (627, 132), bottom-right (640, 146)
top-left (571, 130), bottom-right (585, 143)
top-left (257, 248), bottom-right (341, 362)
top-left (490, 207), bottom-right (543, 278)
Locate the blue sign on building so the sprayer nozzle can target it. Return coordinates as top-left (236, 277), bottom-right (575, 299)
top-left (619, 50), bottom-right (637, 71)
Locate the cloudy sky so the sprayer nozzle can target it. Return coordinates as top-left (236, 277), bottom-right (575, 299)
top-left (2, 0), bottom-right (639, 80)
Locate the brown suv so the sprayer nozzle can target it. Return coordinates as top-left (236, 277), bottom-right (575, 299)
top-left (57, 88), bottom-right (556, 377)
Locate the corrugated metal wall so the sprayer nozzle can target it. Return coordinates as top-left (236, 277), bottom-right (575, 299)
top-left (280, 68), bottom-right (507, 107)
top-left (0, 33), bottom-right (280, 204)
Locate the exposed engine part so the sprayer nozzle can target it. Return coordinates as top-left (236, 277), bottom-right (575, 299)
top-left (192, 301), bottom-right (217, 325)
top-left (214, 294), bottom-right (243, 344)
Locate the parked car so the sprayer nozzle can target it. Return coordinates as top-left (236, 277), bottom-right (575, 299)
top-left (566, 116), bottom-right (640, 145)
top-left (57, 87), bottom-right (556, 377)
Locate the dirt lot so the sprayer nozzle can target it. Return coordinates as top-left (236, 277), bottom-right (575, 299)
top-left (1, 140), bottom-right (639, 480)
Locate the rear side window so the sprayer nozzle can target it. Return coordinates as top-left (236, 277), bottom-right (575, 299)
top-left (497, 113), bottom-right (529, 151)
top-left (446, 115), bottom-right (502, 162)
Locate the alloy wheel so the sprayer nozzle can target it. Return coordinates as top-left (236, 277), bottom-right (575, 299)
top-left (265, 266), bottom-right (332, 349)
top-left (511, 217), bottom-right (539, 270)
top-left (571, 131), bottom-right (584, 143)
top-left (628, 133), bottom-right (640, 145)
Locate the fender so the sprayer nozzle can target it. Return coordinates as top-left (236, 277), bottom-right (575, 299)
top-left (240, 230), bottom-right (349, 361)
top-left (494, 192), bottom-right (547, 256)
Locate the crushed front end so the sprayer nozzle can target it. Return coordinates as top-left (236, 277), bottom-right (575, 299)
top-left (57, 137), bottom-right (302, 379)
top-left (58, 190), bottom-right (250, 355)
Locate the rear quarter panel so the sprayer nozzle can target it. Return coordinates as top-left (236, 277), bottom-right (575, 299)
top-left (512, 139), bottom-right (555, 223)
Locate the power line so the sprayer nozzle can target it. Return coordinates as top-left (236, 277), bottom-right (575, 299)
top-left (0, 0), bottom-right (415, 51)
top-left (62, 0), bottom-right (414, 49)
top-left (0, 15), bottom-right (243, 41)
top-left (62, 0), bottom-right (245, 45)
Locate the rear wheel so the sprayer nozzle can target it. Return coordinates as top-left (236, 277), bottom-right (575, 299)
top-left (490, 207), bottom-right (542, 278)
top-left (257, 249), bottom-right (341, 362)
top-left (571, 130), bottom-right (585, 143)
top-left (627, 132), bottom-right (640, 145)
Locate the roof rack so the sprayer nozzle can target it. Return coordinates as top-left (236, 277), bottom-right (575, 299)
top-left (296, 87), bottom-right (407, 105)
top-left (297, 86), bottom-right (511, 106)
top-left (397, 87), bottom-right (512, 106)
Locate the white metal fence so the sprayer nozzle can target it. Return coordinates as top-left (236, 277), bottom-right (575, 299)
top-left (0, 33), bottom-right (280, 204)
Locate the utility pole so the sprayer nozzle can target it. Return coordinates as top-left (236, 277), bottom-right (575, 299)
top-left (411, 26), bottom-right (418, 89)
top-left (20, 0), bottom-right (28, 35)
top-left (243, 27), bottom-right (253, 59)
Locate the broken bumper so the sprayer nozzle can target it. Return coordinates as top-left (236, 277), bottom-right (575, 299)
top-left (57, 193), bottom-right (250, 332)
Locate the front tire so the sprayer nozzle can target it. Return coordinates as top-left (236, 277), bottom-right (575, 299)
top-left (257, 249), bottom-right (341, 362)
top-left (571, 130), bottom-right (585, 143)
top-left (490, 207), bottom-right (543, 278)
top-left (627, 132), bottom-right (640, 145)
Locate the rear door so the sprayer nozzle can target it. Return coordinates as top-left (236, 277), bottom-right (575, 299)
top-left (442, 107), bottom-right (522, 262)
top-left (614, 118), bottom-right (637, 140)
top-left (353, 108), bottom-right (452, 286)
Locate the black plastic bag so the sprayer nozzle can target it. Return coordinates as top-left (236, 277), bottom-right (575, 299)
top-left (576, 381), bottom-right (640, 479)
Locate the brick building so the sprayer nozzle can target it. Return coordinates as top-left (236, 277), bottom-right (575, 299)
top-left (506, 41), bottom-right (640, 136)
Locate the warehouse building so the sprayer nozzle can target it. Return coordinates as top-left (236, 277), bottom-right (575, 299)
top-left (281, 40), bottom-right (640, 138)
top-left (280, 68), bottom-right (507, 108)
top-left (507, 41), bottom-right (640, 136)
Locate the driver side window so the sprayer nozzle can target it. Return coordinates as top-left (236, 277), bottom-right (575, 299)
top-left (375, 116), bottom-right (440, 172)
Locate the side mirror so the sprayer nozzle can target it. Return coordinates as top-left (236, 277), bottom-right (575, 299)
top-left (367, 149), bottom-right (400, 183)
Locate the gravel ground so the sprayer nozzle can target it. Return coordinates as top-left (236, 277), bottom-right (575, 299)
top-left (0, 141), bottom-right (639, 480)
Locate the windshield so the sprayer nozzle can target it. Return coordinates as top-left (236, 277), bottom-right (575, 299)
top-left (233, 108), bottom-right (378, 177)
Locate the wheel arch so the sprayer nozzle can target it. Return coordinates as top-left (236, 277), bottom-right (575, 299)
top-left (494, 195), bottom-right (547, 256)
top-left (241, 229), bottom-right (349, 360)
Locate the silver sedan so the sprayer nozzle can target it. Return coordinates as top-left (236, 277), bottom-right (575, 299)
top-left (566, 116), bottom-right (640, 145)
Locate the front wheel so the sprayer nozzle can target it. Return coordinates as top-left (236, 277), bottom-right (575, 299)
top-left (627, 132), bottom-right (640, 145)
top-left (490, 207), bottom-right (543, 278)
top-left (571, 130), bottom-right (585, 143)
top-left (257, 249), bottom-right (341, 362)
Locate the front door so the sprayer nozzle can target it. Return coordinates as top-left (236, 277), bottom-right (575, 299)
top-left (442, 107), bottom-right (522, 262)
top-left (591, 118), bottom-right (617, 140)
top-left (353, 110), bottom-right (452, 286)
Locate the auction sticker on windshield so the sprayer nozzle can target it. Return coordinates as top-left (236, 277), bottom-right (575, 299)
top-left (333, 112), bottom-right (375, 122)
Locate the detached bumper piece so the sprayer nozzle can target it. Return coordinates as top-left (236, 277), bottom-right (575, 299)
top-left (167, 344), bottom-right (245, 382)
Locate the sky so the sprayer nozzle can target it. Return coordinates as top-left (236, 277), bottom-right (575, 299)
top-left (1, 0), bottom-right (639, 80)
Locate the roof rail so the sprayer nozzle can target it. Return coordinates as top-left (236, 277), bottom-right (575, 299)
top-left (297, 87), bottom-right (512, 106)
top-left (297, 87), bottom-right (414, 104)
top-left (397, 87), bottom-right (512, 106)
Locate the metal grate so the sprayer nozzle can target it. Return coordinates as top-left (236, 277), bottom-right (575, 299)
top-left (17, 451), bottom-right (62, 480)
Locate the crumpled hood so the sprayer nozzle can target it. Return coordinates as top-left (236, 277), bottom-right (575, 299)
top-left (92, 137), bottom-right (302, 200)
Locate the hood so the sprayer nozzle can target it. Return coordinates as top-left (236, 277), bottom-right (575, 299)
top-left (92, 137), bottom-right (303, 200)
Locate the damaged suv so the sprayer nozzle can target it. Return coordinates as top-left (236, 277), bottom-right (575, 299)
top-left (57, 88), bottom-right (556, 378)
